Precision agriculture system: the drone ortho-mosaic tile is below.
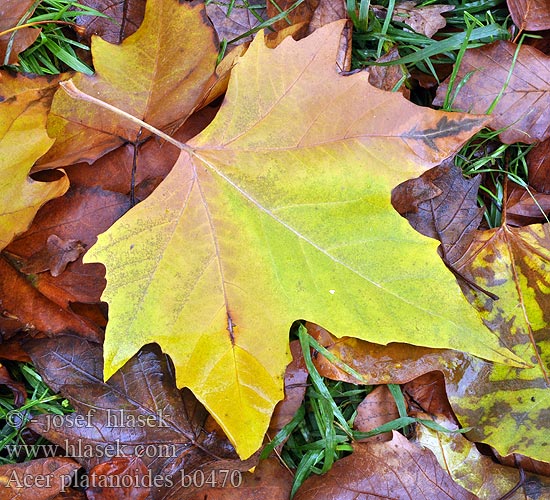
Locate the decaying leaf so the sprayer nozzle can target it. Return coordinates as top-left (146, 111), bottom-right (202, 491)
top-left (85, 456), bottom-right (150, 500)
top-left (390, 1), bottom-right (454, 38)
top-left (507, 0), bottom-right (550, 31)
top-left (307, 0), bottom-right (346, 35)
top-left (414, 414), bottom-right (550, 499)
top-left (0, 0), bottom-right (40, 65)
top-left (37, 0), bottom-right (218, 167)
top-left (449, 222), bottom-right (550, 462)
top-left (0, 73), bottom-right (69, 250)
top-left (309, 296), bottom-right (550, 463)
top-left (505, 183), bottom-right (550, 226)
top-left (82, 20), bottom-right (528, 459)
top-left (434, 41), bottom-right (550, 144)
top-left (368, 46), bottom-right (410, 97)
top-left (294, 431), bottom-right (476, 499)
top-left (269, 340), bottom-right (309, 434)
top-left (26, 337), bottom-right (255, 499)
top-left (266, 0), bottom-right (319, 37)
top-left (181, 458), bottom-right (293, 500)
top-left (527, 138), bottom-right (550, 194)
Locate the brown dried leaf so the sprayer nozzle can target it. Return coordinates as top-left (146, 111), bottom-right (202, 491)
top-left (294, 432), bottom-right (476, 499)
top-left (527, 138), bottom-right (550, 193)
top-left (4, 185), bottom-right (130, 310)
top-left (21, 235), bottom-right (85, 277)
top-left (505, 184), bottom-right (550, 226)
top-left (392, 1), bottom-right (454, 38)
top-left (266, 0), bottom-right (320, 36)
top-left (354, 385), bottom-right (399, 443)
top-left (0, 457), bottom-right (80, 500)
top-left (0, 255), bottom-right (102, 341)
top-left (207, 0), bottom-right (266, 44)
top-left (181, 458), bottom-right (293, 500)
top-left (0, 0), bottom-right (40, 65)
top-left (368, 46), bottom-right (410, 97)
top-left (25, 337), bottom-right (254, 499)
top-left (0, 363), bottom-right (26, 407)
top-left (308, 0), bottom-right (346, 35)
top-left (392, 163), bottom-right (484, 265)
top-left (507, 0), bottom-right (550, 31)
top-left (269, 340), bottom-right (308, 435)
top-left (75, 0), bottom-right (146, 44)
top-left (308, 322), bottom-right (456, 386)
top-left (85, 456), bottom-right (150, 500)
top-left (403, 371), bottom-right (458, 424)
top-left (434, 41), bottom-right (550, 144)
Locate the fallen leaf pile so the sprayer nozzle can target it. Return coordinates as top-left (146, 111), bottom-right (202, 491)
top-left (1, 0), bottom-right (550, 498)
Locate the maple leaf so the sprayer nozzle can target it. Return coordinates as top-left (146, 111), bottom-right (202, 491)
top-left (80, 20), bottom-right (528, 459)
top-left (434, 41), bottom-right (550, 144)
top-left (0, 73), bottom-right (69, 250)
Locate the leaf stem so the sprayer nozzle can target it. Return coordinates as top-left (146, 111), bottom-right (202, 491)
top-left (58, 80), bottom-right (193, 153)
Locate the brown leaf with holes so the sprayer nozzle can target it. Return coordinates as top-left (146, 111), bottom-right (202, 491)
top-left (354, 385), bottom-right (399, 443)
top-left (434, 41), bottom-right (550, 144)
top-left (0, 457), bottom-right (80, 499)
top-left (507, 0), bottom-right (550, 31)
top-left (294, 432), bottom-right (476, 499)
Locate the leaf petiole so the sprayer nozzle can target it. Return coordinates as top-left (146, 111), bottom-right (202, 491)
top-left (59, 80), bottom-right (194, 154)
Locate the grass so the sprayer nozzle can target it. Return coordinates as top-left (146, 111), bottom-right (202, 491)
top-left (1, 0), bottom-right (107, 75)
top-left (261, 325), bottom-right (469, 497)
top-left (0, 362), bottom-right (73, 464)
